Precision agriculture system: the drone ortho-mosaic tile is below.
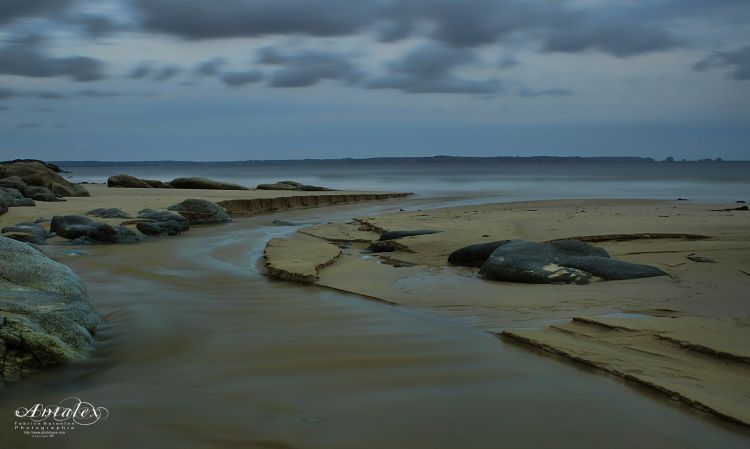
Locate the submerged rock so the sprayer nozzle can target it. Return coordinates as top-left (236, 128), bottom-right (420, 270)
top-left (0, 236), bottom-right (99, 381)
top-left (167, 199), bottom-right (231, 225)
top-left (477, 239), bottom-right (667, 284)
top-left (169, 177), bottom-right (248, 190)
top-left (51, 215), bottom-right (143, 244)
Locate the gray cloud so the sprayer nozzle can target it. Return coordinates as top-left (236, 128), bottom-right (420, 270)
top-left (693, 47), bottom-right (750, 80)
top-left (0, 0), bottom-right (72, 24)
top-left (127, 62), bottom-right (182, 81)
top-left (15, 122), bottom-right (43, 128)
top-left (77, 89), bottom-right (125, 98)
top-left (128, 62), bottom-right (153, 79)
top-left (195, 58), bottom-right (226, 76)
top-left (260, 48), bottom-right (361, 87)
top-left (221, 71), bottom-right (263, 88)
top-left (0, 37), bottom-right (105, 81)
top-left (133, 0), bottom-right (376, 39)
top-left (366, 44), bottom-right (501, 94)
top-left (154, 65), bottom-right (181, 81)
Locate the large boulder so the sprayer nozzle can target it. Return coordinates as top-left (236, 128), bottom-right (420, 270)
top-left (0, 176), bottom-right (29, 197)
top-left (107, 174), bottom-right (172, 189)
top-left (51, 215), bottom-right (143, 244)
top-left (0, 187), bottom-right (35, 207)
top-left (167, 199), bottom-right (231, 225)
top-left (1, 222), bottom-right (49, 245)
top-left (448, 240), bottom-right (513, 267)
top-left (0, 236), bottom-right (99, 381)
top-left (477, 239), bottom-right (668, 285)
top-left (26, 185), bottom-right (65, 202)
top-left (136, 209), bottom-right (189, 236)
top-left (169, 177), bottom-right (248, 190)
top-left (256, 180), bottom-right (333, 191)
top-left (256, 183), bottom-right (297, 191)
top-left (0, 161), bottom-right (88, 197)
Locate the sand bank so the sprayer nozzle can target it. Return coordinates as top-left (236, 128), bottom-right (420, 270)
top-left (264, 198), bottom-right (750, 424)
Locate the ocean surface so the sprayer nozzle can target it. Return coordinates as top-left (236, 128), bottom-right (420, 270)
top-left (60, 160), bottom-right (750, 205)
top-left (2, 160), bottom-right (749, 448)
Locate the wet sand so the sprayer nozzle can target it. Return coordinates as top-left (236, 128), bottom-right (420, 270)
top-left (2, 189), bottom-right (750, 447)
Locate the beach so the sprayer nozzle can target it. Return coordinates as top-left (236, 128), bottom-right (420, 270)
top-left (1, 164), bottom-right (750, 448)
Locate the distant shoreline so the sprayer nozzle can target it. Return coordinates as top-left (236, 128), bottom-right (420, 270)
top-left (49, 156), bottom-right (746, 167)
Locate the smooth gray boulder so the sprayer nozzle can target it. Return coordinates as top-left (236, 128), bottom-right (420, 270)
top-left (107, 174), bottom-right (172, 189)
top-left (256, 182), bottom-right (297, 191)
top-left (170, 177), bottom-right (248, 190)
top-left (0, 176), bottom-right (29, 197)
top-left (167, 199), bottom-right (231, 225)
top-left (86, 208), bottom-right (131, 219)
top-left (1, 222), bottom-right (48, 245)
top-left (379, 230), bottom-right (440, 241)
top-left (0, 236), bottom-right (99, 381)
top-left (448, 240), bottom-right (513, 267)
top-left (478, 240), bottom-right (668, 285)
top-left (26, 185), bottom-right (64, 202)
top-left (0, 187), bottom-right (35, 207)
top-left (136, 209), bottom-right (189, 236)
top-left (256, 180), bottom-right (332, 191)
top-left (51, 215), bottom-right (143, 244)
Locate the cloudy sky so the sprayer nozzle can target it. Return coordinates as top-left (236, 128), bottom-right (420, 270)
top-left (0, 0), bottom-right (749, 161)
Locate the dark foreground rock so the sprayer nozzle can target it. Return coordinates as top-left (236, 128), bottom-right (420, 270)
top-left (448, 240), bottom-right (513, 267)
top-left (1, 223), bottom-right (49, 245)
top-left (107, 174), bottom-right (172, 189)
top-left (0, 236), bottom-right (99, 381)
top-left (87, 208), bottom-right (131, 219)
top-left (256, 180), bottom-right (333, 191)
top-left (475, 239), bottom-right (668, 284)
top-left (169, 177), bottom-right (248, 190)
top-left (136, 209), bottom-right (190, 236)
top-left (379, 230), bottom-right (440, 241)
top-left (167, 199), bottom-right (231, 225)
top-left (51, 215), bottom-right (143, 244)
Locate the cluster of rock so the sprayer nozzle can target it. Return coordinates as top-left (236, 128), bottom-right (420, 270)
top-left (0, 160), bottom-right (90, 216)
top-left (0, 236), bottom-right (100, 382)
top-left (449, 239), bottom-right (668, 284)
top-left (256, 180), bottom-right (332, 191)
top-left (107, 174), bottom-right (247, 190)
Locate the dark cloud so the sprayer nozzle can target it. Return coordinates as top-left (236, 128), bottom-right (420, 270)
top-left (77, 89), bottom-right (125, 98)
top-left (32, 91), bottom-right (66, 99)
top-left (221, 71), bottom-right (263, 88)
top-left (540, 20), bottom-right (680, 57)
top-left (127, 62), bottom-right (182, 81)
top-left (195, 58), bottom-right (226, 76)
top-left (133, 0), bottom-right (376, 39)
top-left (261, 48), bottom-right (361, 87)
top-left (0, 37), bottom-right (105, 81)
top-left (76, 14), bottom-right (121, 37)
top-left (0, 88), bottom-right (15, 100)
top-left (366, 44), bottom-right (501, 94)
top-left (518, 88), bottom-right (571, 98)
top-left (128, 62), bottom-right (153, 79)
top-left (693, 47), bottom-right (750, 80)
top-left (0, 0), bottom-right (72, 24)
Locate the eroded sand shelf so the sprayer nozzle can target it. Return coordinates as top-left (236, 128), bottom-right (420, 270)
top-left (502, 316), bottom-right (750, 426)
top-left (218, 193), bottom-right (410, 216)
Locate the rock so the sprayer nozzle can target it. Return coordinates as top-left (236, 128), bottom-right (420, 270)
top-left (0, 176), bottom-right (29, 196)
top-left (0, 187), bottom-right (35, 207)
top-left (167, 199), bottom-right (231, 225)
top-left (51, 215), bottom-right (144, 244)
top-left (448, 240), bottom-right (514, 267)
top-left (107, 174), bottom-right (171, 189)
top-left (0, 161), bottom-right (88, 197)
top-left (0, 236), bottom-right (99, 380)
top-left (137, 221), bottom-right (184, 236)
top-left (687, 254), bottom-right (716, 263)
top-left (479, 240), bottom-right (667, 284)
top-left (25, 185), bottom-right (64, 202)
top-left (0, 198), bottom-right (7, 216)
top-left (137, 208), bottom-right (189, 227)
top-left (86, 208), bottom-right (131, 219)
top-left (169, 177), bottom-right (248, 190)
top-left (257, 183), bottom-right (298, 191)
top-left (379, 230), bottom-right (440, 241)
top-left (298, 185), bottom-right (332, 191)
top-left (1, 222), bottom-right (48, 245)
top-left (278, 181), bottom-right (303, 188)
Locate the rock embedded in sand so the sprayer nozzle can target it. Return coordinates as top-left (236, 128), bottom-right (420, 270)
top-left (478, 239), bottom-right (667, 284)
top-left (448, 240), bottom-right (513, 267)
top-left (378, 229), bottom-right (440, 241)
top-left (107, 174), bottom-right (172, 189)
top-left (51, 215), bottom-right (143, 244)
top-left (0, 236), bottom-right (100, 381)
top-left (167, 199), bottom-right (231, 225)
top-left (87, 207), bottom-right (131, 219)
top-left (135, 209), bottom-right (190, 236)
top-left (1, 222), bottom-right (49, 245)
top-left (169, 177), bottom-right (249, 191)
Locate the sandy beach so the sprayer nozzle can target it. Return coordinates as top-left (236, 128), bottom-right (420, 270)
top-left (264, 198), bottom-right (750, 425)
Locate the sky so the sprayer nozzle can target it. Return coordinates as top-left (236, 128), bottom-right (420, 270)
top-left (0, 0), bottom-right (749, 161)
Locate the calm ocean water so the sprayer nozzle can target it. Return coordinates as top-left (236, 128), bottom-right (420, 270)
top-left (59, 160), bottom-right (750, 204)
